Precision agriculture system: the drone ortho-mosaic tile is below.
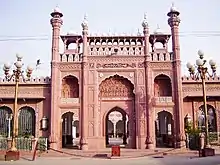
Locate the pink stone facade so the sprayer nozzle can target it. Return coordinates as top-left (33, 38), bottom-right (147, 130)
top-left (1, 6), bottom-right (220, 151)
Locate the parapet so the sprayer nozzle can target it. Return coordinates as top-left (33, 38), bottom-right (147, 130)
top-left (181, 75), bottom-right (220, 83)
top-left (0, 76), bottom-right (51, 84)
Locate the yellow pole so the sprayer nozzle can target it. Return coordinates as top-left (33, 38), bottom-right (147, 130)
top-left (10, 75), bottom-right (19, 151)
top-left (201, 73), bottom-right (210, 148)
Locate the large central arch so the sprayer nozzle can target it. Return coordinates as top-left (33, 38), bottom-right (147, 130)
top-left (99, 74), bottom-right (136, 148)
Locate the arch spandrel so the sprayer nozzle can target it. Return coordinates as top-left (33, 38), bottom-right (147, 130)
top-left (61, 73), bottom-right (80, 81)
top-left (98, 72), bottom-right (135, 86)
top-left (99, 75), bottom-right (134, 98)
top-left (153, 72), bottom-right (172, 81)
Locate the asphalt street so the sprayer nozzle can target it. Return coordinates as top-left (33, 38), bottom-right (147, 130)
top-left (1, 155), bottom-right (220, 165)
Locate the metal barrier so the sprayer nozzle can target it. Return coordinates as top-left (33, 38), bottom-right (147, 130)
top-left (0, 137), bottom-right (48, 151)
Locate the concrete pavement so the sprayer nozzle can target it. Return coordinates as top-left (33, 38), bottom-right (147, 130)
top-left (1, 155), bottom-right (220, 165)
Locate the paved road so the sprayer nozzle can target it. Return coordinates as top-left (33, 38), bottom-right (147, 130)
top-left (1, 155), bottom-right (220, 165)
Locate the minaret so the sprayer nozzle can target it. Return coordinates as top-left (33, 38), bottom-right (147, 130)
top-left (142, 14), bottom-right (154, 149)
top-left (49, 7), bottom-right (63, 149)
top-left (50, 7), bottom-right (63, 61)
top-left (80, 15), bottom-right (89, 150)
top-left (167, 4), bottom-right (185, 148)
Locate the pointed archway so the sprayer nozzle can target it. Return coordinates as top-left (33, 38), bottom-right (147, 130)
top-left (105, 107), bottom-right (128, 147)
top-left (155, 110), bottom-right (174, 148)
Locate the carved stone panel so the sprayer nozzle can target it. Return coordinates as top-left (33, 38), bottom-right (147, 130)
top-left (88, 105), bottom-right (94, 118)
top-left (137, 70), bottom-right (145, 85)
top-left (0, 86), bottom-right (46, 98)
top-left (88, 87), bottom-right (95, 102)
top-left (99, 75), bottom-right (134, 97)
top-left (88, 71), bottom-right (95, 85)
top-left (88, 121), bottom-right (94, 136)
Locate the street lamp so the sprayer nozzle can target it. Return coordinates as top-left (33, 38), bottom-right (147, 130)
top-left (3, 54), bottom-right (33, 161)
top-left (186, 50), bottom-right (216, 156)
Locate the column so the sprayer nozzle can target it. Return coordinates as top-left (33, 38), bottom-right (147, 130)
top-left (167, 5), bottom-right (185, 148)
top-left (80, 15), bottom-right (89, 150)
top-left (50, 7), bottom-right (63, 149)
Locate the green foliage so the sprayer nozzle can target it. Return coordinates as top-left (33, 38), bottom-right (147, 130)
top-left (185, 121), bottom-right (201, 135)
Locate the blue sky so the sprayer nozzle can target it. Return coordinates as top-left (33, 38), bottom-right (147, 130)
top-left (0, 0), bottom-right (219, 77)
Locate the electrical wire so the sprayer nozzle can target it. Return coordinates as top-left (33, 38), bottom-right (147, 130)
top-left (0, 31), bottom-right (220, 41)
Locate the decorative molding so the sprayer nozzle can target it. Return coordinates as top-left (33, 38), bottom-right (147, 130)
top-left (58, 63), bottom-right (81, 70)
top-left (88, 56), bottom-right (144, 63)
top-left (96, 63), bottom-right (136, 69)
top-left (0, 86), bottom-right (46, 98)
top-left (150, 62), bottom-right (172, 69)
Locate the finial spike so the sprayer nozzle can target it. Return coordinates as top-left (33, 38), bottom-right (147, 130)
top-left (171, 2), bottom-right (175, 8)
top-left (144, 13), bottom-right (147, 20)
top-left (157, 24), bottom-right (160, 29)
top-left (84, 13), bottom-right (88, 21)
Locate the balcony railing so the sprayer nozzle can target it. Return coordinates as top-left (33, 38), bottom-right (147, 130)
top-left (154, 96), bottom-right (173, 103)
top-left (60, 98), bottom-right (79, 104)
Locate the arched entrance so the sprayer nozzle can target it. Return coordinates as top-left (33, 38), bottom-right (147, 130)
top-left (62, 112), bottom-right (79, 148)
top-left (18, 106), bottom-right (36, 137)
top-left (198, 104), bottom-right (217, 132)
top-left (155, 111), bottom-right (173, 147)
top-left (0, 106), bottom-right (13, 138)
top-left (105, 107), bottom-right (128, 147)
top-left (99, 75), bottom-right (135, 148)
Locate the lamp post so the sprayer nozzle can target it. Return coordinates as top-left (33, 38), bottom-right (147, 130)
top-left (3, 54), bottom-right (33, 161)
top-left (186, 50), bottom-right (216, 156)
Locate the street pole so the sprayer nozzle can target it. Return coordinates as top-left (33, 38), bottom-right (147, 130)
top-left (186, 49), bottom-right (216, 156)
top-left (11, 78), bottom-right (19, 151)
top-left (201, 74), bottom-right (210, 148)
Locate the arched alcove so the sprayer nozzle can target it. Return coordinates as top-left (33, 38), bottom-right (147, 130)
top-left (154, 74), bottom-right (172, 96)
top-left (61, 75), bottom-right (79, 98)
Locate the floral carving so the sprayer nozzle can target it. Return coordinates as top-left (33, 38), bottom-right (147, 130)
top-left (99, 75), bottom-right (134, 97)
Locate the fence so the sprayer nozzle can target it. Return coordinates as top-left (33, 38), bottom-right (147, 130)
top-left (0, 137), bottom-right (48, 151)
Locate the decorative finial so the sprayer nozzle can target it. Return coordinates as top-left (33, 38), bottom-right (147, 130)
top-left (167, 2), bottom-right (180, 17)
top-left (157, 24), bottom-right (160, 29)
top-left (170, 2), bottom-right (177, 12)
top-left (81, 13), bottom-right (88, 30)
top-left (154, 24), bottom-right (163, 34)
top-left (51, 5), bottom-right (63, 17)
top-left (142, 13), bottom-right (148, 28)
top-left (137, 28), bottom-right (141, 36)
top-left (144, 13), bottom-right (147, 20)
